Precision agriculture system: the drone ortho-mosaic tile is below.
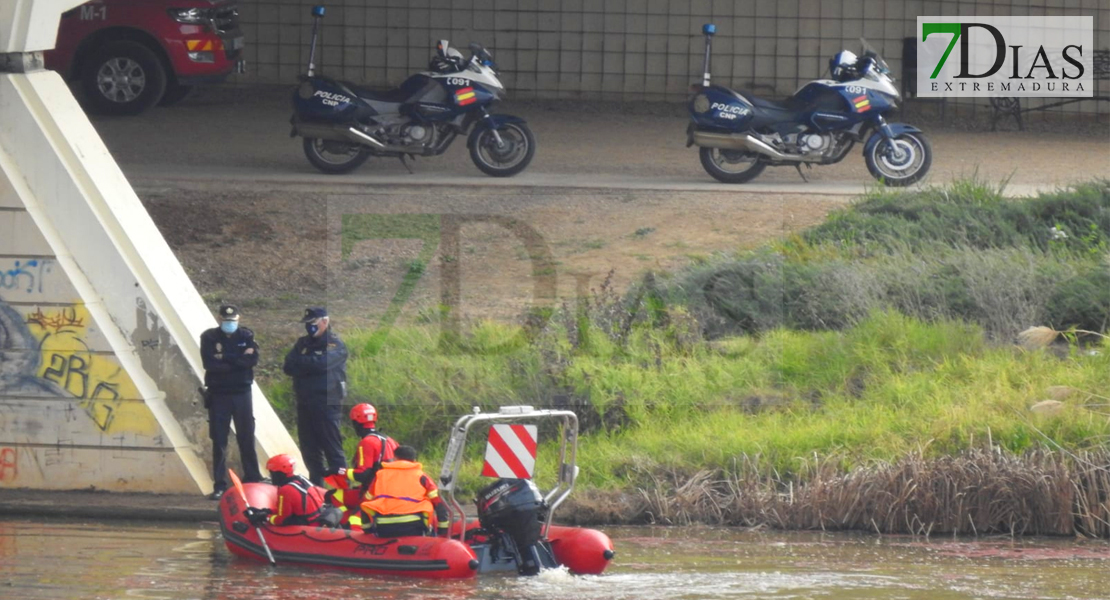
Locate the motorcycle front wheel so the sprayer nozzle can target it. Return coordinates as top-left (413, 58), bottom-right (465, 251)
top-left (303, 138), bottom-right (372, 175)
top-left (864, 132), bottom-right (932, 187)
top-left (468, 122), bottom-right (536, 177)
top-left (699, 147), bottom-right (766, 183)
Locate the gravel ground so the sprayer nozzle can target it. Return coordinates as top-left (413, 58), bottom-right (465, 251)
top-left (140, 184), bottom-right (841, 371)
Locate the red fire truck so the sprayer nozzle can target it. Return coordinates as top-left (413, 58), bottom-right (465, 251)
top-left (45, 0), bottom-right (245, 116)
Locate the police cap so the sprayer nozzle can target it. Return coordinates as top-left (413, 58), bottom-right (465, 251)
top-left (300, 307), bottom-right (328, 322)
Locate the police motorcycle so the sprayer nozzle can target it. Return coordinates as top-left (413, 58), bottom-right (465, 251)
top-left (687, 24), bottom-right (931, 186)
top-left (290, 6), bottom-right (536, 177)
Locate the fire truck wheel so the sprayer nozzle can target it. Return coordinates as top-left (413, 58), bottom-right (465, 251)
top-left (80, 41), bottom-right (167, 116)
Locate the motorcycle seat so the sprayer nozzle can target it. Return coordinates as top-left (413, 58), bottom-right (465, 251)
top-left (348, 83), bottom-right (410, 104)
top-left (751, 96), bottom-right (786, 111)
top-left (736, 91), bottom-right (806, 129)
top-left (738, 91), bottom-right (796, 112)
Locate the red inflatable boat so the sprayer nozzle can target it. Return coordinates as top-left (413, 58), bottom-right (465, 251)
top-left (219, 406), bottom-right (615, 579)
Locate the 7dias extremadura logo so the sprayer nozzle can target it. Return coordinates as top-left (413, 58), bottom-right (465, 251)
top-left (917, 16), bottom-right (1093, 98)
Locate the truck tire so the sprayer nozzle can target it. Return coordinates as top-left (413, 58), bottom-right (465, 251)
top-left (80, 41), bottom-right (167, 116)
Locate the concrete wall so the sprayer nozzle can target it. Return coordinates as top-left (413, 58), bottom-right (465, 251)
top-left (0, 226), bottom-right (193, 489)
top-left (235, 0), bottom-right (1110, 114)
top-left (0, 73), bottom-right (201, 492)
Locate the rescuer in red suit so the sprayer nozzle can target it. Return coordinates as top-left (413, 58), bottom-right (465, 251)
top-left (323, 403), bottom-right (399, 526)
top-left (244, 454), bottom-right (341, 527)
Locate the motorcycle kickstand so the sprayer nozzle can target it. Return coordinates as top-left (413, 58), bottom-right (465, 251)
top-left (795, 164), bottom-right (810, 182)
top-left (399, 154), bottom-right (415, 174)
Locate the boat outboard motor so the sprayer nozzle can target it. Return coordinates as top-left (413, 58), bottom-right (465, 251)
top-left (476, 478), bottom-right (551, 575)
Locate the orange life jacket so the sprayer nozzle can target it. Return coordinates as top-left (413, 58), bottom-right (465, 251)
top-left (361, 460), bottom-right (435, 518)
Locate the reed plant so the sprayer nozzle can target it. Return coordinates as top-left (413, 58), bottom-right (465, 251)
top-left (617, 448), bottom-right (1110, 537)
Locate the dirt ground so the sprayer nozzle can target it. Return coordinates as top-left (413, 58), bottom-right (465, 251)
top-left (140, 183), bottom-right (841, 364)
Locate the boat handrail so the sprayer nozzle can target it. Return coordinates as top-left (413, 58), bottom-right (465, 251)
top-left (438, 406), bottom-right (579, 541)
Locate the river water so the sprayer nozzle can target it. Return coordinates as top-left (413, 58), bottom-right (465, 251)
top-left (2, 518), bottom-right (1108, 600)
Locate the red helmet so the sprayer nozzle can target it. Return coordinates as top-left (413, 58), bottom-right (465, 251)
top-left (350, 403), bottom-right (377, 427)
top-left (266, 454), bottom-right (296, 477)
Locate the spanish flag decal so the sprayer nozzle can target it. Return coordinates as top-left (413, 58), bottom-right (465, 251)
top-left (455, 87), bottom-right (477, 106)
top-left (852, 94), bottom-right (870, 113)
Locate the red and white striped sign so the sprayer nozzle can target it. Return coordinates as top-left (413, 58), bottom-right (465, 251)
top-left (481, 424), bottom-right (537, 479)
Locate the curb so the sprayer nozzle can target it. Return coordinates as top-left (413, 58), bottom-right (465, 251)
top-left (0, 490), bottom-right (217, 523)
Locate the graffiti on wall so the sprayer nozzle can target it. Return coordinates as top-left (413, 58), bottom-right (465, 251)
top-left (0, 447), bottom-right (17, 483)
top-left (0, 299), bottom-right (69, 398)
top-left (24, 304), bottom-right (141, 432)
top-left (1, 293), bottom-right (148, 438)
top-left (0, 259), bottom-right (53, 294)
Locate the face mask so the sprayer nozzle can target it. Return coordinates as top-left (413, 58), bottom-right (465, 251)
top-left (306, 323), bottom-right (319, 337)
top-left (220, 321), bottom-right (239, 334)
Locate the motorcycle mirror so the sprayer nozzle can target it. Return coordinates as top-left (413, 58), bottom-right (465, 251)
top-left (311, 5), bottom-right (325, 17)
top-left (702, 23), bottom-right (716, 36)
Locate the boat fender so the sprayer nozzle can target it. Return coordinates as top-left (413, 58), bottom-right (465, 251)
top-left (398, 545), bottom-right (418, 555)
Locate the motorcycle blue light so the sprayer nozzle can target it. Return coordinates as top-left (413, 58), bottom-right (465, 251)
top-left (703, 24), bottom-right (716, 35)
top-left (312, 5), bottom-right (326, 17)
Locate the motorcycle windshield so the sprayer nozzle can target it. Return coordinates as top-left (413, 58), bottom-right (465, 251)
top-left (859, 38), bottom-right (892, 76)
top-left (468, 43), bottom-right (497, 71)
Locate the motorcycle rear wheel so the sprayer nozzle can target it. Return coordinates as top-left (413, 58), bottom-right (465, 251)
top-left (468, 122), bottom-right (536, 177)
top-left (699, 147), bottom-right (766, 183)
top-left (303, 138), bottom-right (372, 175)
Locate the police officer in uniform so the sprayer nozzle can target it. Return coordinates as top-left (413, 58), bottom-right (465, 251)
top-left (200, 304), bottom-right (263, 499)
top-left (283, 307), bottom-right (348, 485)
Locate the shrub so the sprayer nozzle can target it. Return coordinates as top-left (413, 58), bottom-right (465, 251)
top-left (796, 179), bottom-right (1110, 256)
top-left (1046, 262), bottom-right (1110, 333)
top-left (670, 246), bottom-right (1084, 340)
top-left (669, 179), bottom-right (1109, 340)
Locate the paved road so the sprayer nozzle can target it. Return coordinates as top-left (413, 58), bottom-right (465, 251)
top-left (127, 164), bottom-right (1058, 198)
top-left (95, 84), bottom-right (1108, 197)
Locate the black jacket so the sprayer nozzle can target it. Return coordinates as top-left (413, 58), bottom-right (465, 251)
top-left (200, 327), bottom-right (259, 392)
top-left (283, 330), bottom-right (348, 405)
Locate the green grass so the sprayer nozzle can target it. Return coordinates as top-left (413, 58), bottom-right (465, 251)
top-left (262, 311), bottom-right (1110, 496)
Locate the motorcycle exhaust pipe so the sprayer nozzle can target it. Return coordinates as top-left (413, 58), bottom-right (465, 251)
top-left (291, 118), bottom-right (388, 149)
top-left (692, 131), bottom-right (821, 162)
top-left (346, 127), bottom-right (387, 149)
